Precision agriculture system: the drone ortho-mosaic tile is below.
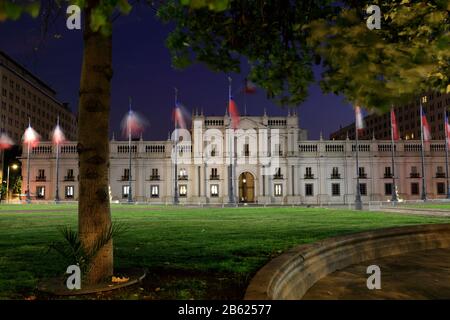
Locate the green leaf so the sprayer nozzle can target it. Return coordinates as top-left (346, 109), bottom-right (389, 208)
top-left (90, 7), bottom-right (108, 32)
top-left (4, 1), bottom-right (23, 20)
top-left (118, 0), bottom-right (132, 15)
top-left (26, 2), bottom-right (40, 18)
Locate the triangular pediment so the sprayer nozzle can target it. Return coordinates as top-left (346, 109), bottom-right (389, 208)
top-left (233, 117), bottom-right (267, 130)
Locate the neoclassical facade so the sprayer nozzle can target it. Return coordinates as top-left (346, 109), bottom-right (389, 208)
top-left (20, 112), bottom-right (450, 204)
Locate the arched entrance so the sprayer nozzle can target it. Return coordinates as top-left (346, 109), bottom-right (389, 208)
top-left (239, 172), bottom-right (255, 203)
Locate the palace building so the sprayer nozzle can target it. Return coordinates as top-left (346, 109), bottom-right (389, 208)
top-left (20, 111), bottom-right (449, 204)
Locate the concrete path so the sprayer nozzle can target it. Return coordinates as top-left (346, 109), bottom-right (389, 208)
top-left (380, 207), bottom-right (450, 217)
top-left (303, 248), bottom-right (450, 299)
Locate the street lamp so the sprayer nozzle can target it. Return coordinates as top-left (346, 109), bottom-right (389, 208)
top-left (6, 163), bottom-right (19, 203)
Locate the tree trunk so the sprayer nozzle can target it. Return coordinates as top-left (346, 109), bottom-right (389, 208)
top-left (78, 1), bottom-right (113, 285)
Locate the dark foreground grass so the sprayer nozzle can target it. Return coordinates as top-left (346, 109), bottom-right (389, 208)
top-left (0, 205), bottom-right (448, 300)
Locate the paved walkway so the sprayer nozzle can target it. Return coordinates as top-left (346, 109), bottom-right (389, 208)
top-left (380, 207), bottom-right (450, 217)
top-left (303, 248), bottom-right (450, 299)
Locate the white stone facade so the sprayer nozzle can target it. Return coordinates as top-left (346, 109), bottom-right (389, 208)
top-left (20, 113), bottom-right (450, 204)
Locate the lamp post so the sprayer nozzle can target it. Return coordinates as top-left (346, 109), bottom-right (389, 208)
top-left (354, 123), bottom-right (363, 210)
top-left (173, 88), bottom-right (179, 205)
top-left (127, 98), bottom-right (133, 204)
top-left (6, 163), bottom-right (19, 203)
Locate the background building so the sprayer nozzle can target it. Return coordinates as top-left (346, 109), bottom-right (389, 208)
top-left (0, 51), bottom-right (77, 184)
top-left (21, 112), bottom-right (449, 204)
top-left (330, 92), bottom-right (450, 140)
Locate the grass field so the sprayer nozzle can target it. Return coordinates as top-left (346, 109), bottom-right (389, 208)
top-left (0, 204), bottom-right (449, 300)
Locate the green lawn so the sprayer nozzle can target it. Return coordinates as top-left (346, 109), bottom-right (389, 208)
top-left (0, 205), bottom-right (449, 300)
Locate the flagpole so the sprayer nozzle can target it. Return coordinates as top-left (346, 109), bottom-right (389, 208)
top-left (55, 116), bottom-right (60, 203)
top-left (244, 78), bottom-right (247, 116)
top-left (228, 76), bottom-right (235, 205)
top-left (128, 97), bottom-right (133, 204)
top-left (419, 103), bottom-right (427, 201)
top-left (445, 110), bottom-right (450, 199)
top-left (26, 118), bottom-right (31, 204)
top-left (390, 108), bottom-right (398, 202)
top-left (174, 88), bottom-right (179, 205)
top-left (355, 118), bottom-right (362, 210)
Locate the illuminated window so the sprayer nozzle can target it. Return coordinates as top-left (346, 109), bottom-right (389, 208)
top-left (179, 185), bottom-right (187, 197)
top-left (210, 184), bottom-right (219, 197)
top-left (178, 168), bottom-right (188, 179)
top-left (36, 186), bottom-right (45, 199)
top-left (65, 186), bottom-right (74, 199)
top-left (151, 185), bottom-right (159, 198)
top-left (274, 184), bottom-right (283, 196)
top-left (122, 185), bottom-right (130, 198)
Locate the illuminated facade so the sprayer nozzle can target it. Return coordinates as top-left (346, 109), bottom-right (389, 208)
top-left (20, 112), bottom-right (450, 204)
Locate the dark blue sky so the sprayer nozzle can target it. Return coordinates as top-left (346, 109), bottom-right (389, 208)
top-left (0, 4), bottom-right (355, 140)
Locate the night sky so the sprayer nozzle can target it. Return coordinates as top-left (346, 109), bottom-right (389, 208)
top-left (0, 4), bottom-right (355, 141)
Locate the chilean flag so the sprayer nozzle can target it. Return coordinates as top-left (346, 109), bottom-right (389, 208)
top-left (23, 123), bottom-right (40, 148)
top-left (421, 106), bottom-right (431, 142)
top-left (242, 78), bottom-right (257, 94)
top-left (445, 112), bottom-right (450, 148)
top-left (0, 132), bottom-right (13, 150)
top-left (390, 108), bottom-right (400, 141)
top-left (355, 106), bottom-right (364, 134)
top-left (172, 103), bottom-right (187, 129)
top-left (229, 97), bottom-right (240, 130)
top-left (52, 122), bottom-right (66, 145)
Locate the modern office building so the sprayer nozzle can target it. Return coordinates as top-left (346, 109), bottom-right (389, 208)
top-left (20, 111), bottom-right (450, 204)
top-left (330, 92), bottom-right (450, 141)
top-left (0, 51), bottom-right (77, 183)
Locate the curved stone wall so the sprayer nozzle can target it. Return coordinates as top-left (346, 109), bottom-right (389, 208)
top-left (244, 223), bottom-right (450, 300)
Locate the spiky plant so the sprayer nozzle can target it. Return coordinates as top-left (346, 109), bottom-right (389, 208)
top-left (48, 222), bottom-right (127, 275)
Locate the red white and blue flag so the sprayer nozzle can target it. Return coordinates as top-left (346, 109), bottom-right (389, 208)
top-left (242, 78), bottom-right (257, 94)
top-left (445, 112), bottom-right (450, 148)
top-left (172, 103), bottom-right (188, 130)
top-left (355, 106), bottom-right (364, 134)
top-left (421, 106), bottom-right (431, 142)
top-left (23, 123), bottom-right (40, 148)
top-left (0, 132), bottom-right (13, 150)
top-left (229, 96), bottom-right (240, 130)
top-left (390, 108), bottom-right (400, 141)
top-left (52, 122), bottom-right (66, 145)
top-left (121, 99), bottom-right (148, 138)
